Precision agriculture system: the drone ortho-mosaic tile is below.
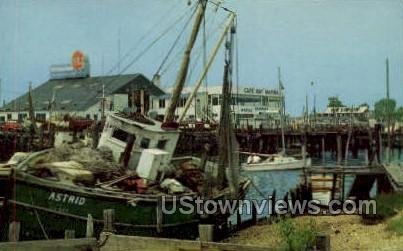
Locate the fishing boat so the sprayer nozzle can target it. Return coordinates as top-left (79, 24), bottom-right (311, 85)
top-left (1, 111), bottom-right (249, 240)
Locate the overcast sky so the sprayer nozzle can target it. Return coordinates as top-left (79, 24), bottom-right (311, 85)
top-left (1, 0), bottom-right (402, 115)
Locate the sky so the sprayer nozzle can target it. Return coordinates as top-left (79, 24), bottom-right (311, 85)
top-left (0, 0), bottom-right (402, 115)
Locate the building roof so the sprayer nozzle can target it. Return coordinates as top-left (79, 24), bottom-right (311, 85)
top-left (3, 74), bottom-right (165, 112)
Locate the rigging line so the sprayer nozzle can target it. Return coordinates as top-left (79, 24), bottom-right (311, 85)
top-left (101, 5), bottom-right (193, 88)
top-left (159, 3), bottom-right (220, 74)
top-left (203, 0), bottom-right (208, 121)
top-left (105, 0), bottom-right (188, 76)
top-left (155, 2), bottom-right (198, 76)
top-left (160, 11), bottom-right (224, 76)
top-left (207, 0), bottom-right (235, 14)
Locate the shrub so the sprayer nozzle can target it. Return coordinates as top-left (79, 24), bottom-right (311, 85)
top-left (362, 193), bottom-right (403, 222)
top-left (278, 217), bottom-right (317, 251)
top-left (386, 216), bottom-right (403, 235)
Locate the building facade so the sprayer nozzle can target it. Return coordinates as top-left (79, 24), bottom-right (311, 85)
top-left (150, 85), bottom-right (284, 128)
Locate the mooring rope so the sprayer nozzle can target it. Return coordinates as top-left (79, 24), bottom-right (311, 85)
top-left (30, 193), bottom-right (49, 240)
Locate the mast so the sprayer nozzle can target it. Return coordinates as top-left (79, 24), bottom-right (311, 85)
top-left (178, 12), bottom-right (235, 122)
top-left (278, 67), bottom-right (285, 154)
top-left (217, 22), bottom-right (238, 195)
top-left (164, 0), bottom-right (207, 123)
top-left (48, 90), bottom-right (55, 132)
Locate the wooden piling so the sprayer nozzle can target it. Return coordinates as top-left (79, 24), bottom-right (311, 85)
top-left (364, 149), bottom-right (369, 166)
top-left (337, 134), bottom-right (342, 164)
top-left (86, 214), bottom-right (94, 238)
top-left (8, 221), bottom-right (20, 242)
top-left (103, 209), bottom-right (115, 232)
top-left (315, 233), bottom-right (330, 251)
top-left (156, 196), bottom-right (163, 233)
top-left (198, 224), bottom-right (214, 242)
top-left (251, 202), bottom-right (258, 224)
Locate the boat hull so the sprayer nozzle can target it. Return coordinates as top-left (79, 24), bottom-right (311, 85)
top-left (242, 158), bottom-right (311, 171)
top-left (2, 175), bottom-right (202, 240)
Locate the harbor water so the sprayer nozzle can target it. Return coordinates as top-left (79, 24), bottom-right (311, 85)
top-left (237, 148), bottom-right (403, 222)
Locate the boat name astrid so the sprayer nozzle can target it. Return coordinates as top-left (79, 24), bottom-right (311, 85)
top-left (48, 192), bottom-right (86, 206)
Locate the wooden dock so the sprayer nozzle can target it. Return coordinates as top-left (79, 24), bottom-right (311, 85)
top-left (305, 166), bottom-right (385, 175)
top-left (384, 163), bottom-right (403, 192)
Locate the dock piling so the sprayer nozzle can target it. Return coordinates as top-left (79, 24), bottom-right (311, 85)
top-left (198, 224), bottom-right (214, 242)
top-left (8, 221), bottom-right (20, 242)
top-left (86, 214), bottom-right (94, 238)
top-left (103, 209), bottom-right (115, 233)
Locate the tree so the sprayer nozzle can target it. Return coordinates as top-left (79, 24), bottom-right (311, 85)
top-left (374, 98), bottom-right (396, 122)
top-left (395, 107), bottom-right (403, 122)
top-left (327, 96), bottom-right (344, 108)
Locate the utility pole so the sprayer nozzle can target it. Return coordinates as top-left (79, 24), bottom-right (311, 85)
top-left (386, 58), bottom-right (391, 163)
top-left (101, 85), bottom-right (106, 121)
top-left (278, 67), bottom-right (285, 154)
top-left (28, 82), bottom-right (38, 133)
top-left (118, 28), bottom-right (121, 73)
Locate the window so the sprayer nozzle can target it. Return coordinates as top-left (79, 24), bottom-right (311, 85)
top-left (140, 138), bottom-right (150, 149)
top-left (178, 97), bottom-right (187, 108)
top-left (112, 129), bottom-right (130, 142)
top-left (18, 113), bottom-right (27, 122)
top-left (7, 114), bottom-right (12, 120)
top-left (157, 140), bottom-right (168, 150)
top-left (0, 116), bottom-right (5, 122)
top-left (93, 114), bottom-right (98, 120)
top-left (35, 113), bottom-right (46, 122)
top-left (159, 99), bottom-right (165, 108)
top-left (212, 96), bottom-right (219, 106)
top-left (86, 114), bottom-right (91, 119)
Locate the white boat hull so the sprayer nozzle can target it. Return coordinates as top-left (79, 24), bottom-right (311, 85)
top-left (242, 158), bottom-right (311, 171)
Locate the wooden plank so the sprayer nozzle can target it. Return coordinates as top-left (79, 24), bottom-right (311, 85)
top-left (99, 234), bottom-right (275, 251)
top-left (0, 238), bottom-right (97, 251)
top-left (384, 163), bottom-right (403, 186)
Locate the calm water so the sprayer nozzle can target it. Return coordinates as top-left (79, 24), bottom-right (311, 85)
top-left (235, 148), bottom-right (403, 221)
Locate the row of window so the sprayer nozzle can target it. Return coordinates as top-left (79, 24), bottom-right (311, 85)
top-left (1, 113), bottom-right (47, 122)
top-left (158, 97), bottom-right (188, 108)
top-left (111, 129), bottom-right (168, 150)
top-left (158, 95), bottom-right (282, 108)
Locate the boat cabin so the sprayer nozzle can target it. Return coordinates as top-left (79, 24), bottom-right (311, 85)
top-left (98, 113), bottom-right (180, 178)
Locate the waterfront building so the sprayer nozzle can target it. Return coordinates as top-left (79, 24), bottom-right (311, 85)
top-left (0, 52), bottom-right (164, 123)
top-left (150, 85), bottom-right (284, 128)
top-left (315, 105), bottom-right (370, 125)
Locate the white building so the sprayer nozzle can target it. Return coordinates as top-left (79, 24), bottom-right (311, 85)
top-left (150, 85), bottom-right (284, 128)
